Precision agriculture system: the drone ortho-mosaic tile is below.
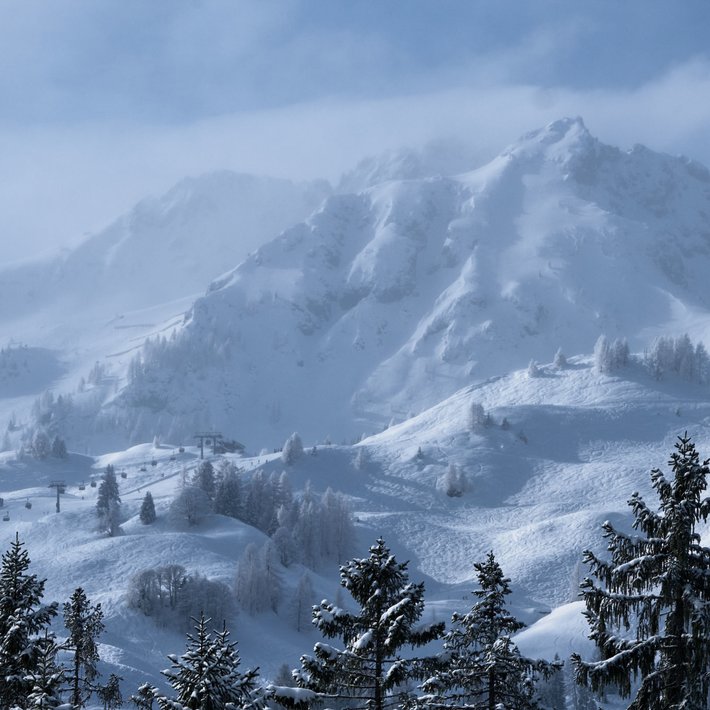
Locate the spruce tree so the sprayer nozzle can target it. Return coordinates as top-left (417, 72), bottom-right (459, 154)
top-left (96, 465), bottom-right (121, 536)
top-left (277, 537), bottom-right (444, 710)
top-left (193, 460), bottom-right (216, 500)
top-left (151, 613), bottom-right (264, 709)
top-left (0, 534), bottom-right (58, 707)
top-left (140, 491), bottom-right (157, 525)
top-left (572, 433), bottom-right (710, 708)
top-left (420, 551), bottom-right (558, 709)
top-left (63, 586), bottom-right (105, 707)
top-left (24, 631), bottom-right (65, 709)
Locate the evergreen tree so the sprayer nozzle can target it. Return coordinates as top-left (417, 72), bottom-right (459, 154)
top-left (0, 534), bottom-right (58, 707)
top-left (97, 465), bottom-right (121, 536)
top-left (96, 673), bottom-right (123, 710)
top-left (151, 613), bottom-right (264, 710)
top-left (214, 467), bottom-right (242, 519)
top-left (139, 491), bottom-right (156, 525)
top-left (193, 460), bottom-right (216, 500)
top-left (24, 631), bottom-right (65, 709)
top-left (420, 551), bottom-right (558, 709)
top-left (63, 586), bottom-right (105, 707)
top-left (572, 433), bottom-right (710, 708)
top-left (282, 432), bottom-right (303, 465)
top-left (277, 537), bottom-right (444, 710)
top-left (50, 436), bottom-right (67, 459)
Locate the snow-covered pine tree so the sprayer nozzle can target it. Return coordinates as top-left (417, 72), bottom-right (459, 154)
top-left (282, 432), bottom-right (303, 465)
top-left (140, 491), bottom-right (157, 525)
top-left (151, 613), bottom-right (264, 710)
top-left (277, 537), bottom-right (444, 710)
top-left (96, 673), bottom-right (123, 710)
top-left (96, 464), bottom-right (121, 536)
top-left (63, 586), bottom-right (105, 707)
top-left (553, 348), bottom-right (567, 369)
top-left (420, 551), bottom-right (558, 709)
top-left (572, 433), bottom-right (710, 708)
top-left (0, 534), bottom-right (58, 707)
top-left (24, 631), bottom-right (65, 709)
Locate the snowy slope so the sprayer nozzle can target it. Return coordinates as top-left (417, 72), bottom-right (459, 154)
top-left (81, 117), bottom-right (710, 451)
top-left (2, 353), bottom-right (709, 700)
top-left (0, 171), bottom-right (329, 446)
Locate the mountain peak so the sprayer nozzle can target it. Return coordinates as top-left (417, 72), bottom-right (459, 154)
top-left (503, 116), bottom-right (601, 167)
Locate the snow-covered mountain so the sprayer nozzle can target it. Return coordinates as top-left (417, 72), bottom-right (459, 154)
top-left (0, 171), bottom-right (329, 444)
top-left (65, 117), bottom-right (710, 451)
top-left (4, 117), bottom-right (710, 705)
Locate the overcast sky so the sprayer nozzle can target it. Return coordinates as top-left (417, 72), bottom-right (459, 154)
top-left (2, 0), bottom-right (710, 261)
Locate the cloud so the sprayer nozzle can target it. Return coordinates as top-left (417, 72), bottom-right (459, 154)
top-left (1, 3), bottom-right (710, 261)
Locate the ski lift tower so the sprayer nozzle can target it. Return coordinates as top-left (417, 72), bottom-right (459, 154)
top-left (194, 432), bottom-right (223, 459)
top-left (48, 481), bottom-right (66, 513)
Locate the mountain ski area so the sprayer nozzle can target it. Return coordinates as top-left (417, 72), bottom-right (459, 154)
top-left (4, 117), bottom-right (710, 710)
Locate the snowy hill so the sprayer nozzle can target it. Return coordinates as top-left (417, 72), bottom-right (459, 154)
top-left (2, 354), bottom-right (707, 698)
top-left (67, 117), bottom-right (710, 451)
top-left (0, 171), bottom-right (329, 446)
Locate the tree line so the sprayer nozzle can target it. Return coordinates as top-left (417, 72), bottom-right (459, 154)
top-left (5, 434), bottom-right (710, 708)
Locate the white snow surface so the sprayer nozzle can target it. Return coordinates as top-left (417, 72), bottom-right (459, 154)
top-left (68, 116), bottom-right (710, 450)
top-left (2, 118), bottom-right (710, 703)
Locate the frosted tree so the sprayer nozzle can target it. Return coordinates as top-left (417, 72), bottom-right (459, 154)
top-left (50, 435), bottom-right (67, 459)
top-left (277, 537), bottom-right (444, 710)
top-left (292, 484), bottom-right (322, 569)
top-left (553, 348), bottom-right (567, 369)
top-left (320, 487), bottom-right (355, 564)
top-left (96, 465), bottom-right (121, 536)
top-left (139, 491), bottom-right (157, 525)
top-left (441, 463), bottom-right (467, 497)
top-left (96, 673), bottom-right (123, 710)
top-left (170, 486), bottom-right (212, 527)
top-left (572, 433), bottom-right (710, 708)
top-left (354, 447), bottom-right (367, 471)
top-left (0, 534), bottom-right (58, 707)
top-left (176, 575), bottom-right (235, 632)
top-left (527, 359), bottom-right (541, 378)
top-left (63, 586), bottom-right (105, 707)
top-left (291, 572), bottom-right (315, 633)
top-left (593, 335), bottom-right (611, 373)
top-left (214, 466), bottom-right (243, 519)
top-left (30, 430), bottom-right (51, 460)
top-left (282, 432), bottom-right (304, 465)
top-left (24, 632), bottom-right (65, 710)
top-left (150, 613), bottom-right (264, 710)
top-left (235, 541), bottom-right (281, 615)
top-left (420, 551), bottom-right (558, 709)
top-left (192, 460), bottom-right (216, 500)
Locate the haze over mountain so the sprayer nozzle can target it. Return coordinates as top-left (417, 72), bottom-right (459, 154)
top-left (26, 116), bottom-right (710, 452)
top-left (2, 117), bottom-right (710, 706)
